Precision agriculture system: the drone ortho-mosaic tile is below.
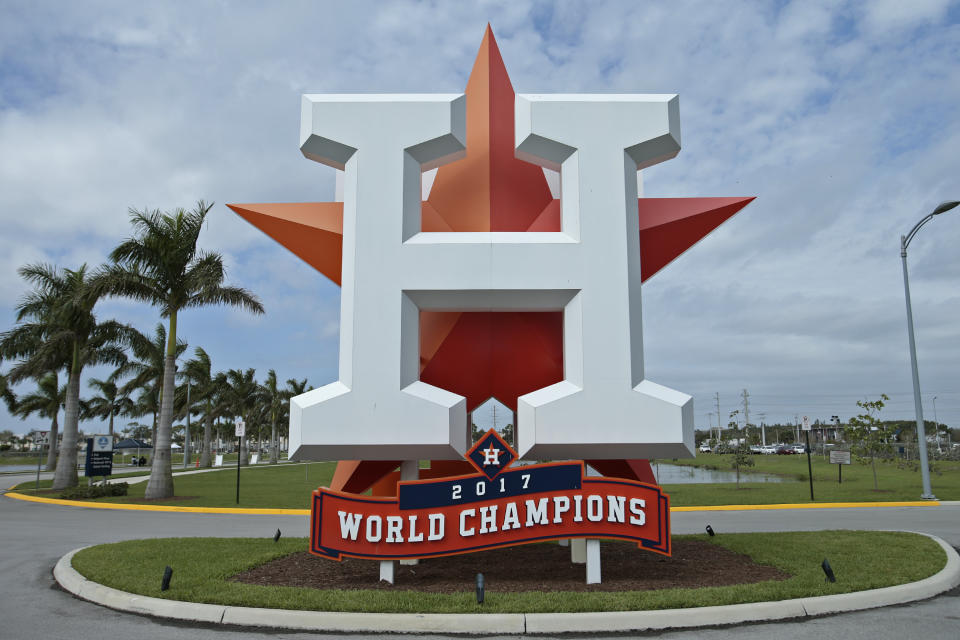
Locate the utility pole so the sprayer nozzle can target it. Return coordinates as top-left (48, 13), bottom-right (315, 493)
top-left (706, 413), bottom-right (714, 443)
top-left (741, 389), bottom-right (750, 444)
top-left (714, 393), bottom-right (721, 443)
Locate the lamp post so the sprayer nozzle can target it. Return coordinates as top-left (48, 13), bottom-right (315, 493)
top-left (901, 200), bottom-right (959, 500)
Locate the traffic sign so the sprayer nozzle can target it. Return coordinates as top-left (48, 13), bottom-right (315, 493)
top-left (33, 430), bottom-right (49, 445)
top-left (802, 416), bottom-right (811, 431)
top-left (235, 419), bottom-right (246, 437)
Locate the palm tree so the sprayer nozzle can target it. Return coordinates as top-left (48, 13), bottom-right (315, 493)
top-left (0, 369), bottom-right (17, 412)
top-left (181, 347), bottom-right (216, 467)
top-left (117, 323), bottom-right (186, 447)
top-left (13, 372), bottom-right (64, 471)
top-left (262, 370), bottom-right (284, 464)
top-left (218, 368), bottom-right (263, 466)
top-left (82, 374), bottom-right (134, 439)
top-left (0, 264), bottom-right (129, 489)
top-left (97, 202), bottom-right (264, 498)
top-left (282, 377), bottom-right (310, 455)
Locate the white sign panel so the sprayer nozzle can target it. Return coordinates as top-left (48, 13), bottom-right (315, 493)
top-left (235, 419), bottom-right (245, 437)
top-left (34, 430), bottom-right (49, 445)
top-left (802, 416), bottom-right (811, 431)
top-left (829, 450), bottom-right (851, 465)
top-left (92, 435), bottom-right (113, 452)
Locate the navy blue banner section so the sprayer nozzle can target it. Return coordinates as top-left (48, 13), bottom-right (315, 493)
top-left (398, 462), bottom-right (582, 510)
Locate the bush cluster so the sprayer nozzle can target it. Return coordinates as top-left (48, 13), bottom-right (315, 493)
top-left (59, 482), bottom-right (129, 500)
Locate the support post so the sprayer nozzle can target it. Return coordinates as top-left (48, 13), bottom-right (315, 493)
top-left (379, 560), bottom-right (395, 584)
top-left (571, 538), bottom-right (586, 564)
top-left (586, 539), bottom-right (601, 584)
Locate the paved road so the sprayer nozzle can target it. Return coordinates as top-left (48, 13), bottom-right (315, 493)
top-left (1, 471), bottom-right (958, 639)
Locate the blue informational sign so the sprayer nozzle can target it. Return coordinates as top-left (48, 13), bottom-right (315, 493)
top-left (84, 436), bottom-right (113, 477)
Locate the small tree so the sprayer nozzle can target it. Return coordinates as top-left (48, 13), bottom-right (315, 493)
top-left (727, 410), bottom-right (753, 487)
top-left (846, 394), bottom-right (890, 490)
top-left (729, 443), bottom-right (754, 487)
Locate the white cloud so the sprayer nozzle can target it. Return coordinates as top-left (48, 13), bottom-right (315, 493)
top-left (1, 1), bottom-right (959, 435)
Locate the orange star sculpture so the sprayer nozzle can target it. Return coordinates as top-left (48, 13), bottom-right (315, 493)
top-left (229, 27), bottom-right (753, 496)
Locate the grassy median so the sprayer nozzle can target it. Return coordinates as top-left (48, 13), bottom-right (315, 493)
top-left (70, 531), bottom-right (946, 613)
top-left (660, 454), bottom-right (960, 504)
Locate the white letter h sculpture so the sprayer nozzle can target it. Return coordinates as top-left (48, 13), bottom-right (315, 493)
top-left (288, 91), bottom-right (695, 462)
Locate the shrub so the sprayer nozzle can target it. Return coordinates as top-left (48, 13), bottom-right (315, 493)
top-left (59, 482), bottom-right (128, 500)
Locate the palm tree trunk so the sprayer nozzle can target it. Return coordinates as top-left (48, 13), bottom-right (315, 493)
top-left (270, 413), bottom-right (278, 464)
top-left (52, 357), bottom-right (81, 491)
top-left (108, 407), bottom-right (115, 438)
top-left (200, 402), bottom-right (212, 468)
top-left (145, 314), bottom-right (177, 499)
top-left (45, 411), bottom-right (59, 472)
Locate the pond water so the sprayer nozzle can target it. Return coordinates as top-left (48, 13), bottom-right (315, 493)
top-left (651, 462), bottom-right (789, 484)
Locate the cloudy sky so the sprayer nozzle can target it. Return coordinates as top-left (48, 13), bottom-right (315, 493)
top-left (1, 0), bottom-right (958, 438)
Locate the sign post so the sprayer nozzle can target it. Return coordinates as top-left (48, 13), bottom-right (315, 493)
top-left (829, 449), bottom-right (851, 484)
top-left (802, 416), bottom-right (814, 500)
top-left (234, 418), bottom-right (245, 504)
top-left (34, 430), bottom-right (48, 493)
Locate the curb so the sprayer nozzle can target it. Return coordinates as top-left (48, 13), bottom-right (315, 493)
top-left (54, 532), bottom-right (960, 634)
top-left (5, 489), bottom-right (943, 516)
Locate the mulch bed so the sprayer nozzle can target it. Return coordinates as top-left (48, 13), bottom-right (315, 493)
top-left (232, 540), bottom-right (789, 593)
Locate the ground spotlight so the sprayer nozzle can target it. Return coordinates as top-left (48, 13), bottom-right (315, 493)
top-left (821, 558), bottom-right (836, 583)
top-left (476, 572), bottom-right (485, 604)
top-left (705, 525), bottom-right (715, 537)
top-left (161, 566), bottom-right (173, 591)
top-left (273, 528), bottom-right (282, 542)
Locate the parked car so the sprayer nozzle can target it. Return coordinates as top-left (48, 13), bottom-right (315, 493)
top-left (698, 443), bottom-right (712, 453)
top-left (760, 445), bottom-right (778, 454)
top-left (793, 444), bottom-right (806, 454)
top-left (749, 445), bottom-right (763, 454)
top-left (776, 444), bottom-right (793, 455)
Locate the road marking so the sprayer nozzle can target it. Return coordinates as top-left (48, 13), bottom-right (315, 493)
top-left (3, 490), bottom-right (941, 515)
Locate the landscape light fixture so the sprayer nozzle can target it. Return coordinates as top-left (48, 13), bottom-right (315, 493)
top-left (821, 558), bottom-right (836, 583)
top-left (705, 525), bottom-right (715, 537)
top-left (161, 566), bottom-right (173, 591)
top-left (901, 200), bottom-right (958, 500)
top-left (273, 528), bottom-right (282, 542)
top-left (476, 572), bottom-right (485, 604)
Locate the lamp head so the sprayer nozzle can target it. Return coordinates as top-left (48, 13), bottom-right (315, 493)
top-left (932, 201), bottom-right (960, 216)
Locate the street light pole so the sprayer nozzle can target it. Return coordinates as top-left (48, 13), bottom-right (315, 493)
top-left (901, 200), bottom-right (959, 500)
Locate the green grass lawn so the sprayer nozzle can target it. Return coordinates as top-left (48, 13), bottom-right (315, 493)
top-left (660, 453), bottom-right (960, 505)
top-left (100, 462), bottom-right (334, 508)
top-left (14, 454), bottom-right (957, 508)
top-left (70, 531), bottom-right (946, 613)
